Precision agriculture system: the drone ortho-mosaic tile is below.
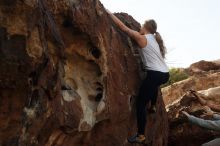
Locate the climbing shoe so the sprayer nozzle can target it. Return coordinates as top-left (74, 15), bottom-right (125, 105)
top-left (127, 133), bottom-right (146, 144)
top-left (148, 105), bottom-right (157, 113)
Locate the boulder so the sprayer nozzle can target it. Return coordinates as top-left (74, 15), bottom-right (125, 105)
top-left (0, 0), bottom-right (168, 146)
top-left (186, 60), bottom-right (220, 75)
top-left (167, 87), bottom-right (220, 146)
top-left (162, 72), bottom-right (220, 106)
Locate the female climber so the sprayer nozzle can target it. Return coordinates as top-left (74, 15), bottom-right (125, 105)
top-left (106, 9), bottom-right (170, 144)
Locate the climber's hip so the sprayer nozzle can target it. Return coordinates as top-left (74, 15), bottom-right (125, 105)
top-left (145, 70), bottom-right (169, 86)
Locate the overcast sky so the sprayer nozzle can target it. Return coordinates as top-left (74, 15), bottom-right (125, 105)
top-left (100, 0), bottom-right (220, 68)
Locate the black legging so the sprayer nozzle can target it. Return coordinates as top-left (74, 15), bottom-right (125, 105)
top-left (136, 70), bottom-right (169, 135)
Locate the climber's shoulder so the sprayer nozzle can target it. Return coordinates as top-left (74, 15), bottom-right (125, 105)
top-left (127, 30), bottom-right (147, 48)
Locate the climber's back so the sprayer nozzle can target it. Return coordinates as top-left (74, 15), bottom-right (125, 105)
top-left (139, 34), bottom-right (169, 73)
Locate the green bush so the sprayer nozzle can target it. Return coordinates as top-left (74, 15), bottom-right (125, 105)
top-left (162, 68), bottom-right (189, 87)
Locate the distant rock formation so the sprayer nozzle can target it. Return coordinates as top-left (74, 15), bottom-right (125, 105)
top-left (162, 72), bottom-right (220, 106)
top-left (186, 60), bottom-right (220, 75)
top-left (0, 0), bottom-right (168, 146)
top-left (213, 59), bottom-right (220, 65)
top-left (162, 60), bottom-right (220, 106)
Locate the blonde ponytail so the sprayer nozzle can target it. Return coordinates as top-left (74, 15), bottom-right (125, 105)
top-left (155, 32), bottom-right (166, 58)
top-left (144, 19), bottom-right (167, 58)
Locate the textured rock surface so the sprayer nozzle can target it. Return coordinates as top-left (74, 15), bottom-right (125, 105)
top-left (0, 0), bottom-right (168, 146)
top-left (162, 72), bottom-right (220, 106)
top-left (167, 87), bottom-right (220, 146)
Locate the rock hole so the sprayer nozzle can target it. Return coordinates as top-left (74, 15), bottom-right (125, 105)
top-left (95, 93), bottom-right (103, 102)
top-left (28, 89), bottom-right (39, 107)
top-left (90, 48), bottom-right (101, 59)
top-left (128, 95), bottom-right (135, 111)
top-left (61, 85), bottom-right (71, 90)
top-left (88, 43), bottom-right (101, 59)
top-left (62, 18), bottom-right (72, 28)
top-left (95, 82), bottom-right (102, 87)
top-left (28, 71), bottom-right (37, 85)
top-left (129, 95), bottom-right (133, 104)
top-left (96, 87), bottom-right (103, 92)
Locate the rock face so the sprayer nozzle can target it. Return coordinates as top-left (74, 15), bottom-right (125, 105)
top-left (162, 72), bottom-right (220, 105)
top-left (167, 87), bottom-right (220, 146)
top-left (0, 0), bottom-right (168, 146)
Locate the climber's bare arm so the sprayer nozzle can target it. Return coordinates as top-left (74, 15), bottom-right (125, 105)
top-left (106, 9), bottom-right (147, 48)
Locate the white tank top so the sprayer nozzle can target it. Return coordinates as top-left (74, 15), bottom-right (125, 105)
top-left (138, 34), bottom-right (169, 73)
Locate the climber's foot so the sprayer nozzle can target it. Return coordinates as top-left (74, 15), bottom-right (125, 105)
top-left (148, 105), bottom-right (157, 113)
top-left (127, 133), bottom-right (146, 144)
